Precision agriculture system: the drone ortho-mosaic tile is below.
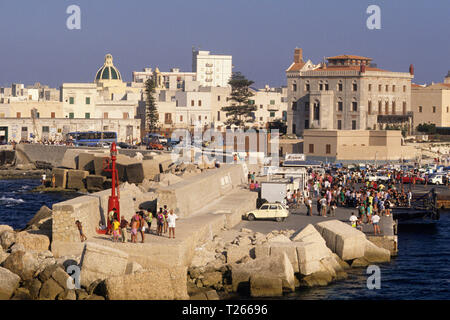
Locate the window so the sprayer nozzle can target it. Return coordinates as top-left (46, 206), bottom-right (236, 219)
top-left (304, 120), bottom-right (309, 129)
top-left (103, 112), bottom-right (108, 119)
top-left (352, 120), bottom-right (357, 130)
top-left (270, 112), bottom-right (275, 117)
top-left (385, 101), bottom-right (389, 114)
top-left (392, 85), bottom-right (396, 92)
top-left (305, 102), bottom-right (309, 112)
top-left (198, 100), bottom-right (202, 107)
top-left (385, 85), bottom-right (389, 92)
top-left (260, 104), bottom-right (263, 109)
top-left (403, 85), bottom-right (407, 92)
top-left (191, 100), bottom-right (194, 106)
top-left (270, 100), bottom-right (275, 105)
top-left (368, 101), bottom-right (372, 114)
top-left (69, 113), bottom-right (74, 119)
top-left (42, 126), bottom-right (49, 133)
top-left (260, 117), bottom-right (263, 121)
top-left (51, 112), bottom-right (55, 118)
top-left (338, 82), bottom-right (343, 91)
top-left (16, 112), bottom-right (21, 118)
top-left (308, 144), bottom-right (314, 154)
top-left (123, 112), bottom-right (129, 119)
top-left (292, 102), bottom-right (297, 110)
top-left (352, 82), bottom-right (357, 91)
top-left (293, 83), bottom-right (297, 91)
top-left (378, 84), bottom-right (382, 92)
top-left (447, 107), bottom-right (449, 113)
top-left (419, 106), bottom-right (422, 113)
top-left (217, 95), bottom-right (221, 101)
top-left (248, 100), bottom-right (255, 105)
top-left (433, 106), bottom-right (436, 113)
top-left (260, 205), bottom-right (269, 210)
top-left (198, 115), bottom-right (201, 121)
top-left (85, 97), bottom-right (90, 105)
top-left (217, 111), bottom-right (220, 121)
top-left (392, 101), bottom-right (396, 114)
top-left (305, 83), bottom-right (310, 91)
top-left (324, 83), bottom-right (329, 91)
top-left (378, 101), bottom-right (382, 114)
top-left (337, 120), bottom-right (342, 130)
top-left (69, 97), bottom-right (74, 104)
top-left (85, 113), bottom-right (90, 119)
top-left (352, 101), bottom-right (357, 112)
top-left (368, 84), bottom-right (372, 91)
top-left (338, 101), bottom-right (343, 112)
top-left (319, 82), bottom-right (323, 91)
top-left (180, 115), bottom-right (183, 122)
top-left (403, 102), bottom-right (407, 115)
top-left (326, 144), bottom-right (331, 154)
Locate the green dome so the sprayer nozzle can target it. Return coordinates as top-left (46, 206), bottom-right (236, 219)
top-left (95, 54), bottom-right (122, 82)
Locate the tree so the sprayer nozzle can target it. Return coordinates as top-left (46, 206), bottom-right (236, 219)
top-left (145, 78), bottom-right (159, 132)
top-left (221, 72), bottom-right (256, 128)
top-left (417, 123), bottom-right (436, 134)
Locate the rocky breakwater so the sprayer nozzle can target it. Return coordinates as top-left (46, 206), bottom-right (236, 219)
top-left (187, 220), bottom-right (392, 299)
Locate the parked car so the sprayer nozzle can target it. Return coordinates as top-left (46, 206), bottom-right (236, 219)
top-left (429, 174), bottom-right (445, 185)
top-left (117, 142), bottom-right (137, 149)
top-left (401, 176), bottom-right (425, 184)
top-left (147, 137), bottom-right (165, 150)
top-left (244, 203), bottom-right (289, 222)
top-left (143, 133), bottom-right (167, 145)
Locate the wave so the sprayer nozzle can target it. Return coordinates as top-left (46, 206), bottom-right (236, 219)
top-left (0, 196), bottom-right (25, 204)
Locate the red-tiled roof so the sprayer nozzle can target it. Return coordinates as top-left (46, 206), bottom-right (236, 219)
top-left (327, 55), bottom-right (372, 60)
top-left (311, 65), bottom-right (388, 72)
top-left (286, 61), bottom-right (306, 72)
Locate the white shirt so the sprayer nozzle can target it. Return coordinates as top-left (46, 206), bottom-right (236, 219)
top-left (166, 214), bottom-right (178, 228)
top-left (349, 215), bottom-right (358, 223)
top-left (372, 215), bottom-right (381, 223)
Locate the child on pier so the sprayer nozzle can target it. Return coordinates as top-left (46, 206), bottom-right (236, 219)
top-left (75, 220), bottom-right (87, 242)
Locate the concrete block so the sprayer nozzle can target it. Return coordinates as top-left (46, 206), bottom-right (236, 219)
top-left (292, 224), bottom-right (327, 245)
top-left (67, 170), bottom-right (89, 190)
top-left (80, 242), bottom-right (129, 288)
top-left (364, 239), bottom-right (391, 263)
top-left (142, 159), bottom-right (160, 180)
top-left (60, 149), bottom-right (82, 169)
top-left (250, 275), bottom-right (283, 297)
top-left (0, 267), bottom-right (21, 300)
top-left (86, 175), bottom-right (106, 191)
top-left (125, 162), bottom-right (144, 184)
top-left (52, 168), bottom-right (68, 189)
top-left (78, 153), bottom-right (96, 173)
top-left (269, 243), bottom-right (300, 273)
top-left (226, 245), bottom-right (251, 264)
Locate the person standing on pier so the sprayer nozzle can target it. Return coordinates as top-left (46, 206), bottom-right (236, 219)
top-left (51, 174), bottom-right (56, 188)
top-left (372, 212), bottom-right (381, 235)
top-left (112, 218), bottom-right (120, 242)
top-left (167, 209), bottom-right (178, 239)
top-left (75, 220), bottom-right (87, 242)
top-left (120, 218), bottom-right (129, 243)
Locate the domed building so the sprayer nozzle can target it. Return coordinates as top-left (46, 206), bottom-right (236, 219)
top-left (94, 54), bottom-right (128, 94)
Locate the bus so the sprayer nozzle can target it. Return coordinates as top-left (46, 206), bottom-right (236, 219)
top-left (66, 131), bottom-right (117, 146)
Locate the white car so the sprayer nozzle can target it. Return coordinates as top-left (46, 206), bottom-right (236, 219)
top-left (430, 174), bottom-right (444, 185)
top-left (244, 203), bottom-right (289, 222)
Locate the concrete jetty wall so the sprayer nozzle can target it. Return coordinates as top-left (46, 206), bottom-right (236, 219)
top-left (157, 164), bottom-right (247, 218)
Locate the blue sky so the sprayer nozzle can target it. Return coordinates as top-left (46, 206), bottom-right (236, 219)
top-left (0, 0), bottom-right (448, 88)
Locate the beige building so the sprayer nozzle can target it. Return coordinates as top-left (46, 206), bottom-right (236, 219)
top-left (303, 129), bottom-right (418, 162)
top-left (286, 48), bottom-right (414, 136)
top-left (411, 73), bottom-right (450, 129)
top-left (249, 86), bottom-right (288, 129)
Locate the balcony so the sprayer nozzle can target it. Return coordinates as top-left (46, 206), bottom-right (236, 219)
top-left (267, 105), bottom-right (280, 111)
top-left (205, 63), bottom-right (213, 67)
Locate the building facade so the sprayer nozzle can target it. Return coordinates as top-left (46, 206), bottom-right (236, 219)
top-left (192, 49), bottom-right (232, 87)
top-left (286, 48), bottom-right (414, 136)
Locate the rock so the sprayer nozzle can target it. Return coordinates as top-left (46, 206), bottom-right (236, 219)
top-left (364, 240), bottom-right (391, 263)
top-left (38, 264), bottom-right (59, 283)
top-left (250, 275), bottom-right (283, 297)
top-left (254, 244), bottom-right (270, 259)
top-left (104, 267), bottom-right (189, 300)
top-left (25, 206), bottom-right (52, 229)
top-left (205, 289), bottom-right (220, 300)
top-left (351, 257), bottom-right (370, 268)
top-left (11, 287), bottom-right (32, 300)
top-left (226, 245), bottom-right (251, 264)
top-left (39, 278), bottom-right (64, 300)
top-left (0, 250), bottom-right (10, 265)
top-left (190, 247), bottom-right (217, 268)
top-left (52, 168), bottom-right (68, 189)
top-left (240, 228), bottom-right (253, 233)
top-left (291, 224), bottom-right (327, 245)
top-left (332, 253), bottom-right (351, 270)
top-left (79, 242), bottom-right (129, 288)
top-left (75, 289), bottom-right (89, 300)
top-left (57, 289), bottom-right (77, 300)
top-left (10, 243), bottom-right (25, 253)
top-left (51, 267), bottom-right (71, 288)
top-left (0, 225), bottom-right (13, 234)
top-left (0, 230), bottom-right (17, 250)
top-left (269, 243), bottom-right (300, 273)
top-left (86, 294), bottom-right (105, 300)
top-left (190, 292), bottom-right (208, 300)
top-left (23, 278), bottom-right (42, 299)
top-left (14, 231), bottom-right (50, 252)
top-left (201, 272), bottom-right (222, 288)
top-left (86, 175), bottom-right (106, 191)
top-left (267, 234), bottom-right (292, 243)
top-left (300, 271), bottom-right (333, 287)
top-left (125, 262), bottom-right (144, 275)
top-left (0, 267), bottom-right (21, 300)
top-left (231, 252), bottom-right (295, 293)
top-left (315, 220), bottom-right (366, 261)
top-left (3, 251), bottom-right (40, 281)
top-left (67, 169), bottom-right (89, 190)
top-left (296, 242), bottom-right (333, 276)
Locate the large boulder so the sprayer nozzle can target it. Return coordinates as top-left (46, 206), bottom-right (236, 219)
top-left (296, 241), bottom-right (333, 276)
top-left (2, 251), bottom-right (40, 281)
top-left (52, 168), bottom-right (68, 189)
top-left (0, 267), bottom-right (21, 300)
top-left (226, 245), bottom-right (251, 264)
top-left (86, 175), bottom-right (106, 192)
top-left (104, 267), bottom-right (188, 300)
top-left (315, 220), bottom-right (366, 261)
top-left (39, 278), bottom-right (64, 300)
top-left (231, 252), bottom-right (295, 293)
top-left (0, 250), bottom-right (9, 265)
top-left (67, 170), bottom-right (89, 190)
top-left (292, 224), bottom-right (326, 245)
top-left (0, 225), bottom-right (13, 234)
top-left (14, 232), bottom-right (50, 252)
top-left (268, 243), bottom-right (300, 273)
top-left (79, 242), bottom-right (129, 288)
top-left (0, 230), bottom-right (17, 250)
top-left (250, 275), bottom-right (283, 297)
top-left (25, 206), bottom-right (52, 230)
top-left (364, 240), bottom-right (391, 263)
